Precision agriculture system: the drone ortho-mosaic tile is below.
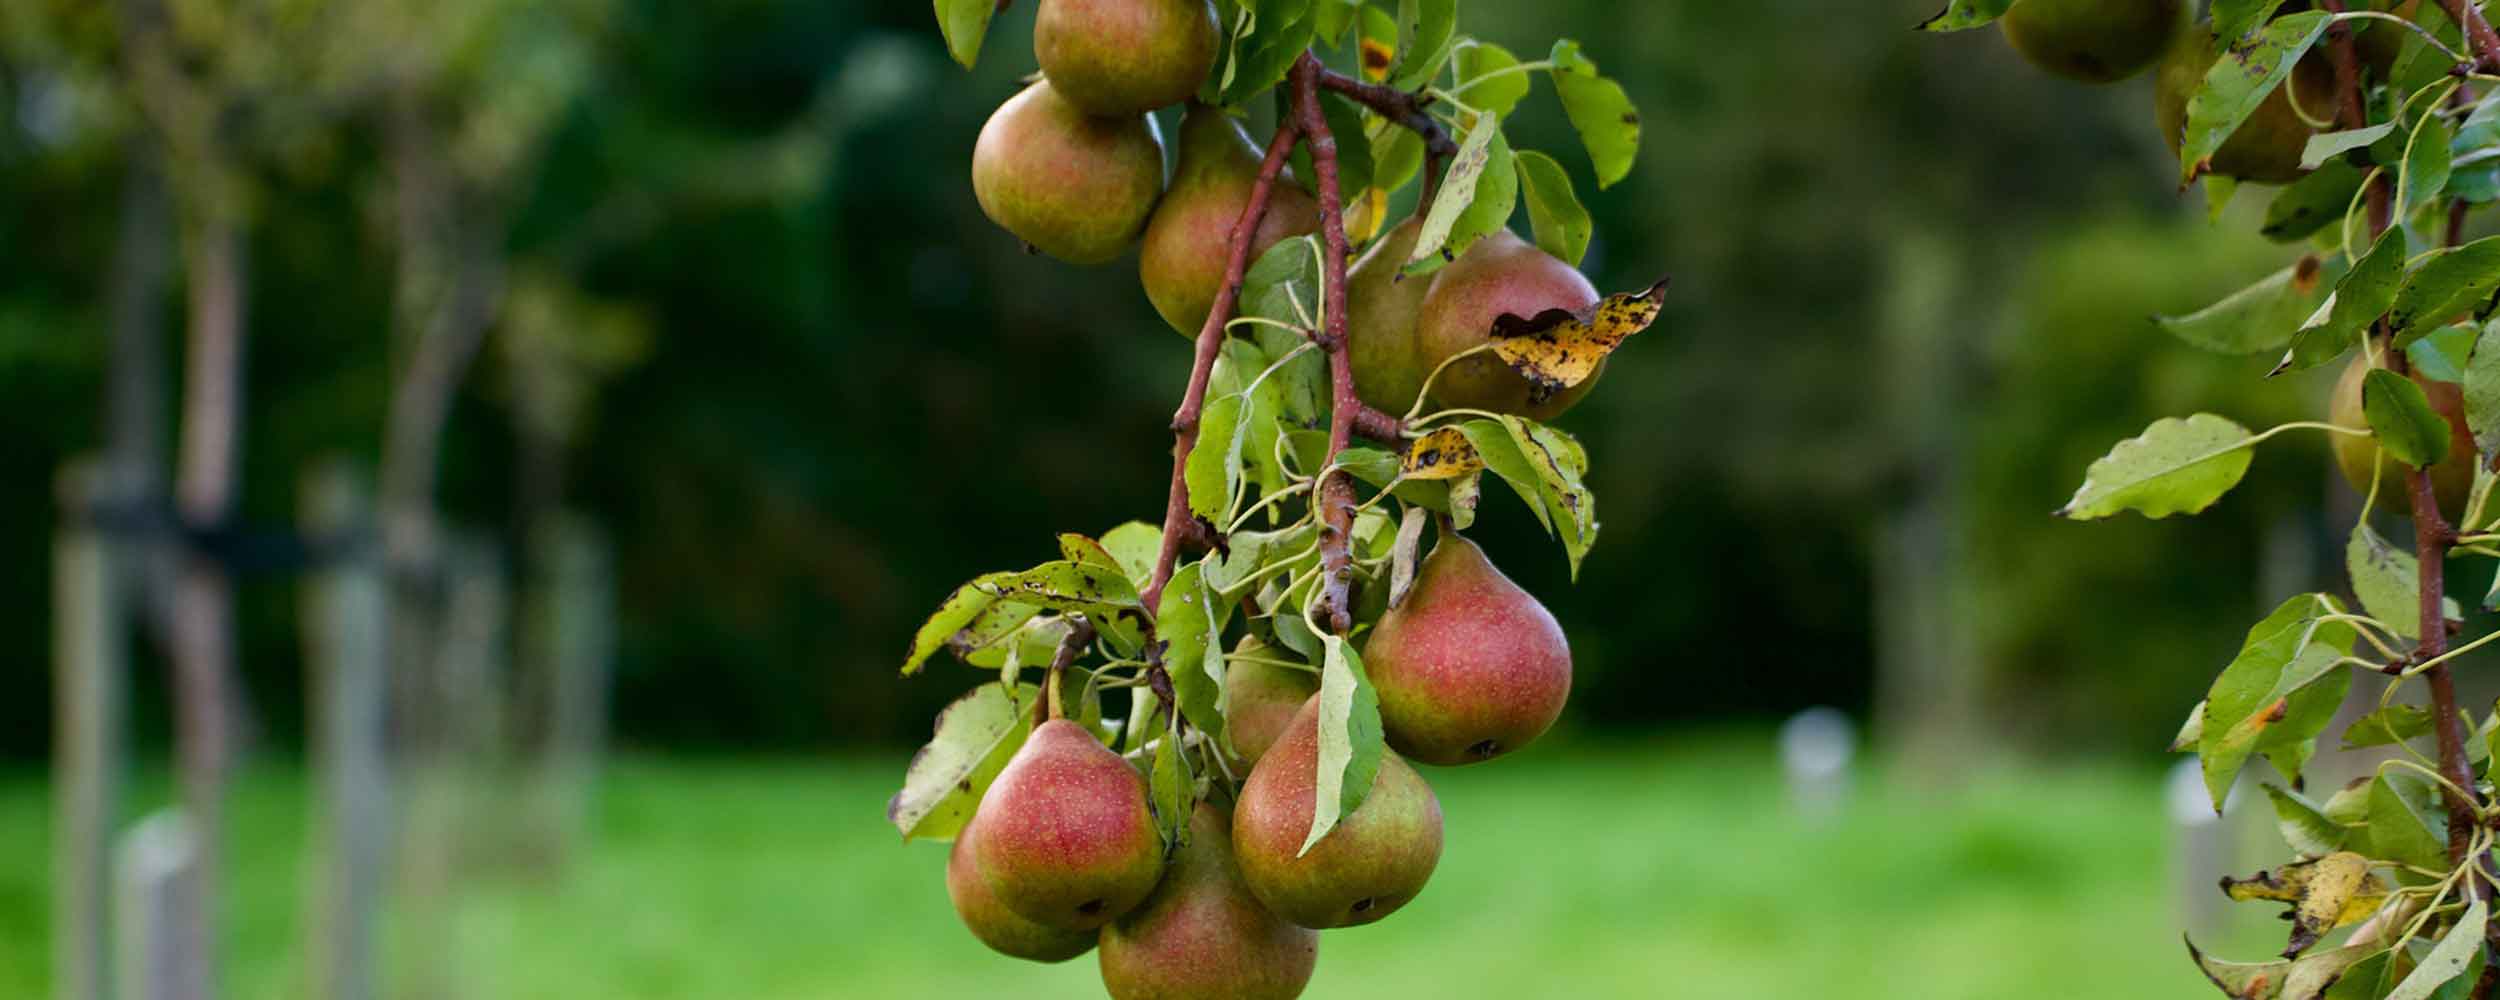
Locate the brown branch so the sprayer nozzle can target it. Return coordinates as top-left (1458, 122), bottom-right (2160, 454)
top-left (1314, 67), bottom-right (1458, 212)
top-left (1142, 119), bottom-right (1304, 618)
top-left (1295, 55), bottom-right (1364, 635)
top-left (2439, 0), bottom-right (2500, 74)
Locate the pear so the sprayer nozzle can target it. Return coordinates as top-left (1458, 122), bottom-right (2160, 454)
top-left (972, 81), bottom-right (1165, 265)
top-left (1363, 534), bottom-right (1571, 765)
top-left (2154, 23), bottom-right (2333, 183)
top-left (972, 719), bottom-right (1167, 930)
top-left (1035, 0), bottom-right (1219, 117)
top-left (946, 811), bottom-right (1099, 962)
top-left (1140, 106), bottom-right (1322, 336)
top-left (1098, 803), bottom-right (1319, 1000)
top-left (1411, 230), bottom-right (1603, 421)
top-left (1999, 0), bottom-right (2187, 84)
top-left (1232, 697), bottom-right (1443, 929)
top-left (1347, 219), bottom-right (1431, 415)
top-left (2329, 354), bottom-right (2476, 521)
top-left (1222, 646), bottom-right (1319, 768)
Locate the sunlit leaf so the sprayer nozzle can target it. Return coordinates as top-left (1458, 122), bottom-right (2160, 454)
top-left (1514, 148), bottom-right (1592, 267)
top-left (932, 0), bottom-right (999, 68)
top-left (1300, 634), bottom-right (1384, 855)
top-left (1547, 40), bottom-right (1640, 189)
top-left (2058, 414), bottom-right (2256, 521)
top-left (2158, 257), bottom-right (2336, 355)
top-left (2181, 12), bottom-right (2332, 185)
top-left (888, 682), bottom-right (1036, 840)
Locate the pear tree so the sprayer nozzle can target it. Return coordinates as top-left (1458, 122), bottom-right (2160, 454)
top-left (1933, 1), bottom-right (2500, 996)
top-left (887, 0), bottom-right (1668, 995)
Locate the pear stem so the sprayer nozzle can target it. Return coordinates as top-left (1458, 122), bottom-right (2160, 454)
top-left (1036, 615), bottom-right (1094, 727)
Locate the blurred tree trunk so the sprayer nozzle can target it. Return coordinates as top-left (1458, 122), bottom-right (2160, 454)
top-left (104, 148), bottom-right (171, 625)
top-left (1871, 226), bottom-right (1987, 782)
top-left (166, 211), bottom-right (248, 1000)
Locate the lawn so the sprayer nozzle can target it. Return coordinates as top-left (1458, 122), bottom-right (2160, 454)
top-left (0, 734), bottom-right (2275, 999)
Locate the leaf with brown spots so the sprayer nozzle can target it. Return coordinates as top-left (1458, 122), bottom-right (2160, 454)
top-left (2221, 853), bottom-right (2387, 957)
top-left (1401, 426), bottom-right (1485, 480)
top-left (1491, 278), bottom-right (1668, 404)
top-left (976, 559), bottom-right (1144, 613)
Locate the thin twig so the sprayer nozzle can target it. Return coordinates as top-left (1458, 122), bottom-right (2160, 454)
top-left (1313, 66), bottom-right (1459, 212)
top-left (1294, 54), bottom-right (1363, 634)
top-left (2441, 0), bottom-right (2500, 74)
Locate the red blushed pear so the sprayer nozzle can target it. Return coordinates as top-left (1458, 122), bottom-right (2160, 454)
top-left (946, 811), bottom-right (1098, 963)
top-left (971, 80), bottom-right (1165, 265)
top-left (1232, 697), bottom-right (1443, 929)
top-left (1034, 0), bottom-right (1219, 117)
top-left (972, 719), bottom-right (1167, 931)
top-left (1138, 105), bottom-right (1322, 336)
top-left (1098, 803), bottom-right (1319, 1000)
top-left (1363, 533), bottom-right (1570, 765)
top-left (1411, 230), bottom-right (1604, 421)
top-left (1222, 649), bottom-right (1319, 769)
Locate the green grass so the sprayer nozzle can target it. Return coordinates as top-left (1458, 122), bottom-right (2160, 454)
top-left (0, 735), bottom-right (2278, 998)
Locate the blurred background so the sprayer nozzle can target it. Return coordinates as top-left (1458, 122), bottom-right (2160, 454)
top-left (0, 0), bottom-right (2437, 997)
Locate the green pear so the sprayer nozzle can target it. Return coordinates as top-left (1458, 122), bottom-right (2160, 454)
top-left (1363, 534), bottom-right (1571, 766)
top-left (1140, 106), bottom-right (1322, 336)
top-left (1222, 643), bottom-right (1319, 768)
top-left (2153, 22), bottom-right (2332, 183)
top-left (973, 719), bottom-right (1167, 930)
top-left (1098, 803), bottom-right (1319, 1000)
top-left (1412, 230), bottom-right (1602, 421)
top-left (1346, 219), bottom-right (1431, 415)
top-left (1999, 0), bottom-right (2187, 84)
top-left (2329, 354), bottom-right (2475, 521)
top-left (946, 811), bottom-right (1099, 962)
top-left (972, 81), bottom-right (1165, 265)
top-left (1232, 697), bottom-right (1442, 929)
top-left (1035, 0), bottom-right (1219, 117)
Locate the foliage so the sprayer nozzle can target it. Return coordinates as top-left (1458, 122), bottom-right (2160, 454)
top-left (1940, 1), bottom-right (2500, 995)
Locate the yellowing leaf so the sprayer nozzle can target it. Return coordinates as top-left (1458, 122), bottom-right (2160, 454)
top-left (2221, 852), bottom-right (2389, 957)
top-left (1490, 278), bottom-right (1669, 405)
top-left (1401, 426), bottom-right (1484, 480)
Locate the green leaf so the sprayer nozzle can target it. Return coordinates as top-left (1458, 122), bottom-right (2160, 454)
top-left (2342, 704), bottom-right (2434, 749)
top-left (1156, 561), bottom-right (1231, 742)
top-left (1403, 110), bottom-right (1506, 275)
top-left (1188, 393), bottom-right (1249, 524)
top-left (2212, 0), bottom-right (2294, 44)
top-left (887, 682), bottom-right (1036, 840)
top-left (932, 0), bottom-right (999, 68)
top-left (1311, 0), bottom-right (1360, 46)
top-left (1514, 149), bottom-right (1592, 268)
top-left (1914, 0), bottom-right (2014, 31)
top-left (2261, 784), bottom-right (2348, 856)
top-left (1099, 521), bottom-right (1164, 591)
top-left (2363, 367), bottom-right (2453, 468)
top-left (2324, 950), bottom-right (2401, 1000)
top-left (2181, 12), bottom-right (2333, 185)
top-left (2390, 236), bottom-right (2500, 339)
top-left (2383, 897), bottom-right (2482, 999)
top-left (1456, 418), bottom-right (1556, 533)
top-left (2204, 176), bottom-right (2239, 224)
top-left (903, 582), bottom-right (1002, 676)
top-left (947, 600), bottom-right (1048, 668)
top-left (1389, 0), bottom-right (1456, 90)
top-left (1504, 416), bottom-right (1598, 577)
top-left (2198, 594), bottom-right (2358, 808)
top-left (1219, 0), bottom-right (1320, 106)
top-left (2303, 124), bottom-right (2396, 171)
top-left (2349, 521), bottom-right (2425, 638)
top-left (2400, 112), bottom-right (2457, 220)
top-left (978, 560), bottom-right (1145, 613)
top-left (1547, 40), bottom-right (1640, 189)
top-left (2282, 229), bottom-right (2410, 373)
top-left (2263, 663), bottom-right (2351, 789)
top-left (2158, 257), bottom-right (2337, 354)
top-left (1453, 39), bottom-right (1530, 116)
top-left (1437, 126), bottom-right (1519, 276)
top-left (1299, 634), bottom-right (1384, 855)
top-left (2265, 160), bottom-right (2368, 243)
top-left (2057, 414), bottom-right (2256, 520)
top-left (2410, 323), bottom-right (2480, 383)
top-left (1369, 123), bottom-right (1424, 194)
top-left (2470, 319), bottom-right (2500, 457)
top-left (2189, 943), bottom-right (2293, 999)
top-left (1148, 713), bottom-right (1195, 850)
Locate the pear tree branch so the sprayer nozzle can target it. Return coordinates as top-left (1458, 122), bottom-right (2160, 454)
top-left (2437, 0), bottom-right (2500, 73)
top-left (1293, 54), bottom-right (1367, 634)
top-left (1313, 67), bottom-right (1459, 210)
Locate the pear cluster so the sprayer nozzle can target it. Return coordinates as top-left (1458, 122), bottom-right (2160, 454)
top-left (1990, 0), bottom-right (2422, 183)
top-left (944, 531), bottom-right (1573, 999)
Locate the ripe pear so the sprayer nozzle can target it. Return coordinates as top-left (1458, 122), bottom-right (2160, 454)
top-left (1222, 647), bottom-right (1319, 768)
top-left (1363, 534), bottom-right (1571, 765)
top-left (972, 719), bottom-right (1167, 930)
top-left (1411, 230), bottom-right (1603, 421)
top-left (2329, 354), bottom-right (2476, 521)
top-left (972, 81), bottom-right (1165, 265)
top-left (1140, 106), bottom-right (1322, 336)
top-left (1347, 218), bottom-right (1431, 414)
top-left (1098, 803), bottom-right (1319, 1000)
top-left (2154, 23), bottom-right (2333, 183)
top-left (1999, 0), bottom-right (2187, 83)
top-left (946, 811), bottom-right (1099, 962)
top-left (1232, 697), bottom-right (1443, 929)
top-left (1035, 0), bottom-right (1219, 117)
